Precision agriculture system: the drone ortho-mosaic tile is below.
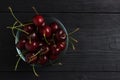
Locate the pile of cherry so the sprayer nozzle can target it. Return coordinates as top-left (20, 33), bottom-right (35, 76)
top-left (17, 15), bottom-right (67, 65)
top-left (7, 7), bottom-right (79, 77)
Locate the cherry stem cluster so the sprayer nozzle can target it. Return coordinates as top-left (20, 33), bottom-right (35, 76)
top-left (68, 28), bottom-right (80, 50)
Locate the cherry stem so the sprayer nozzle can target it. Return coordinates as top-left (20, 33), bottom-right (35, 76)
top-left (44, 34), bottom-right (50, 45)
top-left (8, 7), bottom-right (24, 26)
top-left (14, 57), bottom-right (21, 71)
top-left (16, 23), bottom-right (33, 28)
top-left (7, 21), bottom-right (17, 38)
top-left (32, 6), bottom-right (39, 15)
top-left (32, 64), bottom-right (39, 77)
top-left (68, 28), bottom-right (80, 36)
top-left (33, 49), bottom-right (42, 57)
top-left (70, 41), bottom-right (76, 50)
top-left (69, 36), bottom-right (78, 43)
top-left (15, 28), bottom-right (29, 35)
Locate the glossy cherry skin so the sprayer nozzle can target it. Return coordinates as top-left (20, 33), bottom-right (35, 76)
top-left (55, 29), bottom-right (66, 42)
top-left (25, 53), bottom-right (37, 64)
top-left (23, 24), bottom-right (35, 34)
top-left (57, 42), bottom-right (66, 51)
top-left (39, 25), bottom-right (51, 37)
top-left (33, 15), bottom-right (44, 27)
top-left (29, 32), bottom-right (39, 41)
top-left (50, 44), bottom-right (61, 55)
top-left (38, 55), bottom-right (48, 65)
top-left (49, 54), bottom-right (58, 60)
top-left (25, 41), bottom-right (39, 52)
top-left (50, 22), bottom-right (60, 33)
top-left (16, 38), bottom-right (27, 50)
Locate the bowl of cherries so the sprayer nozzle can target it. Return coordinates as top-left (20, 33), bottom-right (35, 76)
top-left (7, 7), bottom-right (79, 77)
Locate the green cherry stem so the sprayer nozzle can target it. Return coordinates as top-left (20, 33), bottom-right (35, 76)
top-left (70, 41), bottom-right (76, 50)
top-left (43, 34), bottom-right (50, 45)
top-left (8, 7), bottom-right (24, 26)
top-left (15, 28), bottom-right (29, 35)
top-left (16, 22), bottom-right (33, 28)
top-left (33, 49), bottom-right (42, 57)
top-left (32, 64), bottom-right (39, 77)
top-left (14, 57), bottom-right (21, 71)
top-left (32, 6), bottom-right (39, 15)
top-left (7, 21), bottom-right (18, 38)
top-left (69, 36), bottom-right (78, 43)
top-left (68, 28), bottom-right (80, 36)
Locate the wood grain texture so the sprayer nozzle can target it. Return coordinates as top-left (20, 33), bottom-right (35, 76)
top-left (1, 0), bottom-right (120, 80)
top-left (0, 0), bottom-right (120, 12)
top-left (1, 13), bottom-right (120, 72)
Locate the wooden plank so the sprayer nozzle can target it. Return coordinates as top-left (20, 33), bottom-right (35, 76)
top-left (1, 13), bottom-right (120, 71)
top-left (1, 0), bottom-right (120, 12)
top-left (1, 72), bottom-right (120, 80)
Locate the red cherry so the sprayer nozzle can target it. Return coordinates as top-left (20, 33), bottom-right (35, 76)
top-left (49, 55), bottom-right (58, 60)
top-left (23, 24), bottom-right (35, 34)
top-left (33, 15), bottom-right (44, 27)
top-left (50, 22), bottom-right (60, 33)
top-left (39, 25), bottom-right (51, 37)
top-left (38, 55), bottom-right (48, 65)
top-left (25, 41), bottom-right (39, 52)
top-left (25, 53), bottom-right (37, 64)
top-left (29, 32), bottom-right (39, 41)
top-left (55, 29), bottom-right (66, 42)
top-left (57, 42), bottom-right (66, 51)
top-left (50, 44), bottom-right (61, 55)
top-left (16, 38), bottom-right (27, 50)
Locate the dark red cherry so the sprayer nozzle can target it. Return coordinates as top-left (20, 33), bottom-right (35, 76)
top-left (38, 41), bottom-right (45, 48)
top-left (25, 53), bottom-right (37, 64)
top-left (39, 25), bottom-right (51, 37)
top-left (25, 41), bottom-right (39, 52)
top-left (50, 22), bottom-right (60, 33)
top-left (29, 32), bottom-right (39, 41)
top-left (16, 38), bottom-right (27, 50)
top-left (50, 44), bottom-right (61, 55)
top-left (33, 15), bottom-right (44, 27)
top-left (55, 29), bottom-right (66, 42)
top-left (49, 54), bottom-right (58, 60)
top-left (57, 42), bottom-right (66, 51)
top-left (38, 55), bottom-right (48, 65)
top-left (23, 24), bottom-right (34, 34)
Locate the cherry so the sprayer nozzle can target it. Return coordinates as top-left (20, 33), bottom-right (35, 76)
top-left (25, 53), bottom-right (37, 64)
top-left (50, 22), bottom-right (60, 33)
top-left (23, 24), bottom-right (35, 34)
top-left (50, 44), bottom-right (61, 55)
top-left (25, 41), bottom-right (39, 52)
top-left (57, 42), bottom-right (66, 51)
top-left (29, 32), bottom-right (39, 41)
top-left (49, 54), bottom-right (58, 60)
top-left (38, 41), bottom-right (45, 48)
top-left (39, 25), bottom-right (51, 38)
top-left (55, 29), bottom-right (66, 42)
top-left (33, 15), bottom-right (44, 27)
top-left (38, 55), bottom-right (48, 65)
top-left (16, 38), bottom-right (27, 50)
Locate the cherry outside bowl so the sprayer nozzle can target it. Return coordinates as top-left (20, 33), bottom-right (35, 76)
top-left (15, 17), bottom-right (69, 66)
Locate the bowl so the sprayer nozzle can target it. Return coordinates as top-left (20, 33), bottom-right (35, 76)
top-left (15, 17), bottom-right (69, 65)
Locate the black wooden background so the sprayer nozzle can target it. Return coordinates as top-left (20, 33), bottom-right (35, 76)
top-left (1, 0), bottom-right (120, 80)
